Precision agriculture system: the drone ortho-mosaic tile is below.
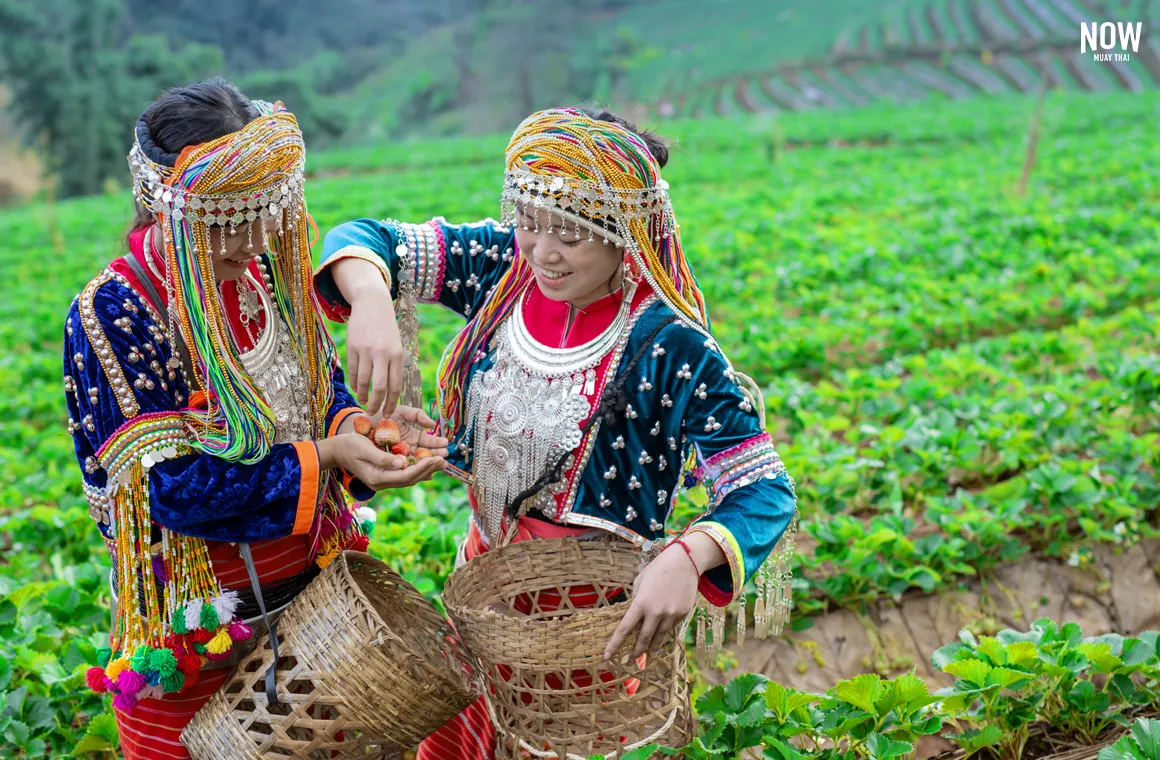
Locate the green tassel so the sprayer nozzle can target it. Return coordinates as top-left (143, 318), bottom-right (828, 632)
top-left (171, 608), bottom-right (188, 635)
top-left (194, 643), bottom-right (207, 655)
top-left (148, 648), bottom-right (178, 678)
top-left (359, 520), bottom-right (375, 535)
top-left (161, 671), bottom-right (185, 694)
top-left (130, 645), bottom-right (152, 674)
top-left (96, 648), bottom-right (112, 668)
top-left (199, 604), bottom-right (219, 631)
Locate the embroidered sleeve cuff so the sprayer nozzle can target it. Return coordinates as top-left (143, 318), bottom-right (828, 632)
top-left (686, 521), bottom-right (745, 606)
top-left (312, 246), bottom-right (393, 323)
top-left (393, 220), bottom-right (446, 303)
top-left (698, 433), bottom-right (787, 508)
top-left (327, 407), bottom-right (363, 438)
top-left (289, 441), bottom-right (320, 536)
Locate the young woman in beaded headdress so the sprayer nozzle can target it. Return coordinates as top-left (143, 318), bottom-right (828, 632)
top-left (314, 107), bottom-right (797, 759)
top-left (62, 78), bottom-right (447, 759)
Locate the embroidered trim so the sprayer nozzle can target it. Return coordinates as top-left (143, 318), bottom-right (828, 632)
top-left (698, 433), bottom-right (787, 507)
top-left (84, 481), bottom-right (114, 528)
top-left (685, 521), bottom-right (744, 605)
top-left (78, 273), bottom-right (139, 418)
top-left (555, 296), bottom-right (660, 543)
top-left (96, 412), bottom-right (192, 487)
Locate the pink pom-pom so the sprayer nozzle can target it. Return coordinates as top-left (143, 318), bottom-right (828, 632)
top-left (115, 670), bottom-right (146, 696)
top-left (204, 650), bottom-right (231, 662)
top-left (86, 667), bottom-right (108, 693)
top-left (335, 508), bottom-right (354, 530)
top-left (228, 621), bottom-right (253, 642)
top-left (112, 692), bottom-right (138, 713)
top-left (318, 517), bottom-right (338, 539)
top-left (102, 676), bottom-right (116, 692)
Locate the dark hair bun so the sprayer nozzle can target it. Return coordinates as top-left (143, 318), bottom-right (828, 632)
top-left (143, 77), bottom-right (259, 159)
top-left (575, 106), bottom-right (670, 170)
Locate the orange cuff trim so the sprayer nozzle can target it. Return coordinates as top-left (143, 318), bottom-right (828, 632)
top-left (290, 441), bottom-right (320, 536)
top-left (328, 407), bottom-right (363, 438)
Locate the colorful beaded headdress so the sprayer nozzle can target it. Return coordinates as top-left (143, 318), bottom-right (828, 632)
top-left (128, 100), bottom-right (335, 464)
top-left (84, 102), bottom-right (362, 713)
top-left (436, 108), bottom-right (710, 432)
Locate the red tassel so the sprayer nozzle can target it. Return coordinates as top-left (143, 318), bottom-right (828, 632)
top-left (350, 534), bottom-right (369, 553)
top-left (178, 654), bottom-right (203, 675)
top-left (86, 667), bottom-right (108, 693)
top-left (191, 627), bottom-right (213, 644)
top-left (183, 667), bottom-right (200, 689)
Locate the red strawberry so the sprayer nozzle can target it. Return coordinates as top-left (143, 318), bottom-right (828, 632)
top-left (352, 415), bottom-right (373, 437)
top-left (373, 419), bottom-right (402, 448)
top-left (390, 440), bottom-right (411, 457)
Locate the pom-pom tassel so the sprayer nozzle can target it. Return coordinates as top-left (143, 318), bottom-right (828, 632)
top-left (96, 648), bottom-right (113, 668)
top-left (205, 628), bottom-right (233, 655)
top-left (199, 603), bottom-right (220, 631)
top-left (112, 692), bottom-right (138, 713)
top-left (170, 607), bottom-right (189, 635)
top-left (105, 657), bottom-right (131, 680)
top-left (184, 599), bottom-right (204, 632)
top-left (115, 670), bottom-right (146, 697)
top-left (191, 628), bottom-right (213, 644)
top-left (350, 534), bottom-right (370, 553)
top-left (86, 667), bottom-right (108, 693)
top-left (211, 590), bottom-right (240, 622)
top-left (355, 506), bottom-right (376, 525)
top-left (228, 621), bottom-right (253, 642)
top-left (148, 649), bottom-right (178, 678)
top-left (142, 683), bottom-right (165, 701)
top-left (178, 654), bottom-right (203, 675)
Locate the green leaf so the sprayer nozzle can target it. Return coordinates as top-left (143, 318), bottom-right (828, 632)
top-left (618, 744), bottom-right (661, 760)
top-left (724, 673), bottom-right (767, 713)
top-left (943, 659), bottom-right (993, 687)
top-left (0, 658), bottom-right (10, 691)
top-left (1121, 638), bottom-right (1156, 668)
top-left (985, 666), bottom-right (1032, 689)
top-left (72, 734), bottom-right (115, 757)
top-left (762, 738), bottom-right (805, 760)
top-left (765, 682), bottom-right (816, 721)
top-left (881, 673), bottom-right (937, 715)
top-left (863, 733), bottom-right (914, 760)
top-left (26, 738), bottom-right (47, 758)
top-left (1004, 641), bottom-right (1040, 667)
top-left (832, 673), bottom-right (885, 714)
top-left (86, 714), bottom-right (119, 745)
top-left (1130, 717), bottom-right (1160, 757)
top-left (4, 719), bottom-right (30, 746)
top-left (931, 642), bottom-right (965, 669)
top-left (1079, 642), bottom-right (1123, 672)
top-left (948, 725), bottom-right (1004, 753)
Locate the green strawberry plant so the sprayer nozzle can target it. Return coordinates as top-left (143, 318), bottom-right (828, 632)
top-left (1099, 717), bottom-right (1160, 760)
top-left (934, 619), bottom-right (1160, 758)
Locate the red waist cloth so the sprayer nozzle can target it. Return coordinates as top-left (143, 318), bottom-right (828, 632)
top-left (114, 535), bottom-right (312, 760)
top-left (418, 515), bottom-right (642, 760)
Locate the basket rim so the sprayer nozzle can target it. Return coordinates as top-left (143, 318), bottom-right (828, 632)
top-left (442, 536), bottom-right (643, 630)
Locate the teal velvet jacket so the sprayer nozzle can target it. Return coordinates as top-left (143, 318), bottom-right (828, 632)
top-left (316, 217), bottom-right (796, 605)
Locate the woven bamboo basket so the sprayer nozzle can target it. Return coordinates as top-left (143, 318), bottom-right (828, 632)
top-left (182, 551), bottom-right (476, 759)
top-left (442, 536), bottom-right (695, 760)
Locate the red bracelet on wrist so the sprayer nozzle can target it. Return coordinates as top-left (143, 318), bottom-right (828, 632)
top-left (672, 538), bottom-right (701, 576)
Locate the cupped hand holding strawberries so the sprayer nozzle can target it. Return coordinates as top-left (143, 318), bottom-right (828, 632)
top-left (318, 405), bottom-right (449, 491)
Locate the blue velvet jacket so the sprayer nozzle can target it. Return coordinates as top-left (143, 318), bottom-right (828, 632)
top-left (316, 217), bottom-right (796, 605)
top-left (64, 259), bottom-right (361, 547)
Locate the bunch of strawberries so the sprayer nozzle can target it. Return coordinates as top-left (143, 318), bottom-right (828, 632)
top-left (352, 416), bottom-right (434, 466)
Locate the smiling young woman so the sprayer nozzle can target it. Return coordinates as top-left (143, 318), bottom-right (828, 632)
top-left (313, 105), bottom-right (798, 760)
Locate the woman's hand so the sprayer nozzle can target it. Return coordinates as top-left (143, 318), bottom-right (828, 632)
top-left (316, 434), bottom-right (444, 491)
top-left (332, 258), bottom-right (403, 417)
top-left (339, 406), bottom-right (450, 457)
top-left (603, 545), bottom-right (700, 661)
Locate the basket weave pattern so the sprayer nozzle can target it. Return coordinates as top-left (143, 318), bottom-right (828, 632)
top-left (182, 552), bottom-right (475, 759)
top-left (443, 537), bottom-right (695, 760)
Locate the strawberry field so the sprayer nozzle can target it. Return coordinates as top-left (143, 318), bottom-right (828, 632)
top-left (2, 89), bottom-right (1159, 757)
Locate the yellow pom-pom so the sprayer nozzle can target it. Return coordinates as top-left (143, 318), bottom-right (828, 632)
top-left (105, 657), bottom-right (131, 680)
top-left (205, 629), bottom-right (233, 655)
top-left (316, 548), bottom-right (341, 569)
